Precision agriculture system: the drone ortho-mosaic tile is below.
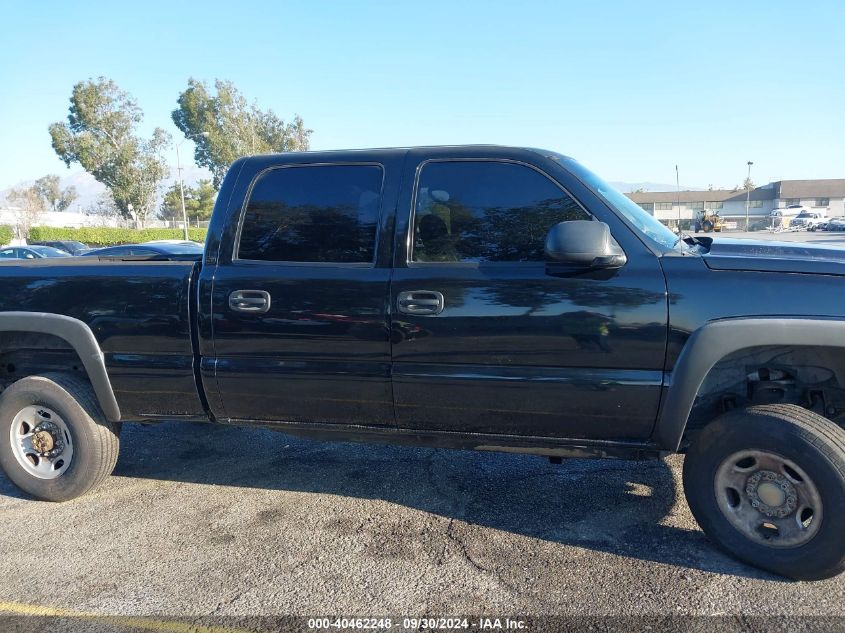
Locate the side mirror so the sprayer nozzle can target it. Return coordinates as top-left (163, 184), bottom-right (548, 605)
top-left (544, 220), bottom-right (627, 269)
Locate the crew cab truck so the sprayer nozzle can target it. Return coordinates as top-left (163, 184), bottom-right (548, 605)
top-left (2, 146), bottom-right (845, 581)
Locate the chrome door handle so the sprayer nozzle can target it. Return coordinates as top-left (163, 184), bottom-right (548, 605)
top-left (229, 290), bottom-right (271, 313)
top-left (397, 290), bottom-right (444, 315)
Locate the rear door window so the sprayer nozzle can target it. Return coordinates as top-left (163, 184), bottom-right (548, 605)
top-left (238, 164), bottom-right (384, 263)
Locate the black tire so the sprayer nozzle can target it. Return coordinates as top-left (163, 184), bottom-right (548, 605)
top-left (683, 404), bottom-right (845, 580)
top-left (702, 220), bottom-right (714, 232)
top-left (0, 373), bottom-right (120, 502)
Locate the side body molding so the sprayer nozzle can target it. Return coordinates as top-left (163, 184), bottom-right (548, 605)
top-left (656, 317), bottom-right (845, 451)
top-left (0, 312), bottom-right (121, 421)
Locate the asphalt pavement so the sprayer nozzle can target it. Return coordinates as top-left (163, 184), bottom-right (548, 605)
top-left (708, 229), bottom-right (845, 245)
top-left (1, 421), bottom-right (844, 625)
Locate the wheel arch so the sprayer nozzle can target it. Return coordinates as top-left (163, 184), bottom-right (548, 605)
top-left (0, 312), bottom-right (120, 422)
top-left (655, 317), bottom-right (845, 451)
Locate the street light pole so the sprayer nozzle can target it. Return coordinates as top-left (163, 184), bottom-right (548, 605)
top-left (176, 142), bottom-right (189, 240)
top-left (175, 132), bottom-right (208, 241)
top-left (745, 160), bottom-right (754, 231)
top-left (675, 164), bottom-right (681, 231)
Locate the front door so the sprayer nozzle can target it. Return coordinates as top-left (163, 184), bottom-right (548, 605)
top-left (210, 159), bottom-right (397, 426)
top-left (390, 150), bottom-right (668, 440)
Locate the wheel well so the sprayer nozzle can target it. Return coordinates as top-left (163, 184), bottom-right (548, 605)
top-left (680, 345), bottom-right (845, 448)
top-left (0, 332), bottom-right (90, 395)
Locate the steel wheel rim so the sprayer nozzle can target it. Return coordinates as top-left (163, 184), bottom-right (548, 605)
top-left (714, 449), bottom-right (822, 548)
top-left (9, 406), bottom-right (74, 480)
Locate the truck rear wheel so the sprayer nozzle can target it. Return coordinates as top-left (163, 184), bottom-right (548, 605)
top-left (683, 404), bottom-right (845, 580)
top-left (0, 374), bottom-right (120, 502)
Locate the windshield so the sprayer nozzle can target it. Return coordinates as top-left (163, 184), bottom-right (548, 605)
top-left (549, 154), bottom-right (683, 250)
top-left (29, 246), bottom-right (71, 257)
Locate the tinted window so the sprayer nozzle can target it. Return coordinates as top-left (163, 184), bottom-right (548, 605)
top-left (412, 161), bottom-right (589, 263)
top-left (91, 246), bottom-right (131, 256)
top-left (238, 164), bottom-right (383, 263)
top-left (0, 249), bottom-right (15, 259)
top-left (28, 245), bottom-right (70, 257)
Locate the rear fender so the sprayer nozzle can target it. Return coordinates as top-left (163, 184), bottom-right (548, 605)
top-left (0, 312), bottom-right (120, 421)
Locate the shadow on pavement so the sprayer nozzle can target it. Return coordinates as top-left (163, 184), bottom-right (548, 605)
top-left (2, 421), bottom-right (779, 581)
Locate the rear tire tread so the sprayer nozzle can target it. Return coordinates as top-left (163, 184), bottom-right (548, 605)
top-left (0, 373), bottom-right (120, 501)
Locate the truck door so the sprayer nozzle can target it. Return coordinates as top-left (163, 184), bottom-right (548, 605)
top-left (390, 149), bottom-right (668, 440)
top-left (207, 156), bottom-right (398, 426)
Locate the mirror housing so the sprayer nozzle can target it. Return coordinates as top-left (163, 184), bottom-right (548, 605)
top-left (544, 220), bottom-right (627, 269)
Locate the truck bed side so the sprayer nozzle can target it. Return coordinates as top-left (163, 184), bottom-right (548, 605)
top-left (0, 258), bottom-right (205, 420)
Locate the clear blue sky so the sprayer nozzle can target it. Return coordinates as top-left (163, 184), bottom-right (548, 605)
top-left (1, 0), bottom-right (843, 191)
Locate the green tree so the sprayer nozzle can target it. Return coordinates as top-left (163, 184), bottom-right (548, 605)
top-left (49, 77), bottom-right (171, 226)
top-left (33, 175), bottom-right (78, 212)
top-left (160, 184), bottom-right (183, 222)
top-left (192, 179), bottom-right (217, 220)
top-left (172, 78), bottom-right (311, 188)
top-left (160, 179), bottom-right (217, 222)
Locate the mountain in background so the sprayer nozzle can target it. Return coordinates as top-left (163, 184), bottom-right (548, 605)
top-left (609, 181), bottom-right (705, 193)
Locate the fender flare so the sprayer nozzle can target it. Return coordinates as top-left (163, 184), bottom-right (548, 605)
top-left (655, 317), bottom-right (845, 451)
top-left (0, 312), bottom-right (121, 422)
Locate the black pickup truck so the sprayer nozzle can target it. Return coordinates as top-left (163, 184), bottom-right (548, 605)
top-left (2, 146), bottom-right (845, 580)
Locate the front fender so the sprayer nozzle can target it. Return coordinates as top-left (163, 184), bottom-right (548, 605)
top-left (655, 317), bottom-right (845, 451)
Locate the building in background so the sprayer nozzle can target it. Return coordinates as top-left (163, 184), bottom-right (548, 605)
top-left (626, 179), bottom-right (845, 230)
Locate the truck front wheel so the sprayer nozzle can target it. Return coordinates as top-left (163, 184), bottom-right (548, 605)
top-left (683, 404), bottom-right (845, 580)
top-left (0, 374), bottom-right (120, 502)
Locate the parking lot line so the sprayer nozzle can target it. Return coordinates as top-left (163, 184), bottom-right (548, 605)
top-left (0, 600), bottom-right (250, 633)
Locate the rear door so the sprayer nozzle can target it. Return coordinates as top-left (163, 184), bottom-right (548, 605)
top-left (208, 156), bottom-right (399, 426)
top-left (390, 149), bottom-right (668, 440)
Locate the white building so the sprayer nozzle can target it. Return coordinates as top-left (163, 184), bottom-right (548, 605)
top-left (627, 179), bottom-right (845, 230)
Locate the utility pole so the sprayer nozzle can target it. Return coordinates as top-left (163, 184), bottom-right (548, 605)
top-left (745, 161), bottom-right (754, 231)
top-left (675, 164), bottom-right (681, 232)
top-left (176, 132), bottom-right (209, 240)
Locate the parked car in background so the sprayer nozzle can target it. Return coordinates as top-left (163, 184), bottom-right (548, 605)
top-left (747, 218), bottom-right (773, 231)
top-left (84, 241), bottom-right (204, 260)
top-left (770, 204), bottom-right (808, 229)
top-left (790, 211), bottom-right (825, 230)
top-left (825, 217), bottom-right (845, 232)
top-left (145, 240), bottom-right (205, 247)
top-left (28, 240), bottom-right (90, 255)
top-left (0, 245), bottom-right (72, 259)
